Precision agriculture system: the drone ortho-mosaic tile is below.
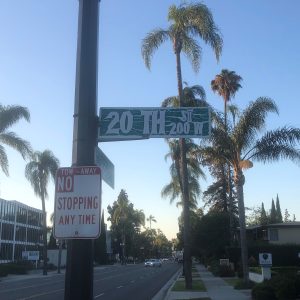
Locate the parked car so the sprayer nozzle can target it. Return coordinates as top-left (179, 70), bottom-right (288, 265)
top-left (144, 259), bottom-right (162, 267)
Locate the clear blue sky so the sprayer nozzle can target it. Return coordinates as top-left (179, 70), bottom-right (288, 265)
top-left (0, 1), bottom-right (300, 239)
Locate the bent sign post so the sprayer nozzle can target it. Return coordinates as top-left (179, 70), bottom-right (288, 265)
top-left (99, 107), bottom-right (211, 141)
top-left (54, 166), bottom-right (101, 239)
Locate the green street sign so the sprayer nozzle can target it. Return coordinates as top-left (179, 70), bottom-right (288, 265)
top-left (98, 107), bottom-right (211, 141)
top-left (95, 147), bottom-right (114, 189)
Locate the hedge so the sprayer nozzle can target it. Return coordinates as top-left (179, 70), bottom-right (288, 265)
top-left (226, 244), bottom-right (300, 267)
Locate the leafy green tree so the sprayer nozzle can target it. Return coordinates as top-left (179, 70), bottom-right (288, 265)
top-left (260, 202), bottom-right (268, 225)
top-left (177, 208), bottom-right (204, 256)
top-left (201, 97), bottom-right (300, 283)
top-left (107, 189), bottom-right (145, 262)
top-left (153, 229), bottom-right (172, 258)
top-left (25, 150), bottom-right (59, 275)
top-left (47, 233), bottom-right (57, 249)
top-left (269, 199), bottom-right (277, 224)
top-left (0, 104), bottom-right (32, 175)
top-left (275, 194), bottom-right (283, 223)
top-left (142, 2), bottom-right (222, 289)
top-left (193, 211), bottom-right (230, 261)
top-left (246, 206), bottom-right (261, 226)
top-left (94, 211), bottom-right (108, 264)
top-left (48, 212), bottom-right (57, 249)
top-left (284, 209), bottom-right (291, 222)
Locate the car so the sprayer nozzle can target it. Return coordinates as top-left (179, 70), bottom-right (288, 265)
top-left (144, 258), bottom-right (162, 267)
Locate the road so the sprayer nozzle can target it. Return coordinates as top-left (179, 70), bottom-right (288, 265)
top-left (0, 262), bottom-right (181, 300)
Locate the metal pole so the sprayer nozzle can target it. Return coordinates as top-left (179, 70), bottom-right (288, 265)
top-left (64, 0), bottom-right (99, 299)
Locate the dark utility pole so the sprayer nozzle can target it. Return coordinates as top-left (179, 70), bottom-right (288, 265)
top-left (64, 1), bottom-right (100, 299)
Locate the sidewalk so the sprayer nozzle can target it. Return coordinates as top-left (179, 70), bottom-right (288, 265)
top-left (164, 264), bottom-right (252, 300)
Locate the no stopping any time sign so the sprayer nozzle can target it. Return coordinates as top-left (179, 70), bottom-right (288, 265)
top-left (53, 166), bottom-right (101, 239)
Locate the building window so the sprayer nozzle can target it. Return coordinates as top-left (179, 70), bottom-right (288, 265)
top-left (0, 243), bottom-right (13, 260)
top-left (28, 211), bottom-right (39, 226)
top-left (15, 226), bottom-right (27, 242)
top-left (269, 228), bottom-right (279, 241)
top-left (16, 207), bottom-right (27, 224)
top-left (1, 223), bottom-right (14, 240)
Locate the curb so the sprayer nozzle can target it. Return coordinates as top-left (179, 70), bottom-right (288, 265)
top-left (152, 268), bottom-right (181, 300)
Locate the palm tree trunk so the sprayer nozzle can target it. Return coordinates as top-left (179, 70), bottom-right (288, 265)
top-left (221, 165), bottom-right (227, 211)
top-left (41, 194), bottom-right (48, 276)
top-left (227, 167), bottom-right (234, 245)
top-left (224, 99), bottom-right (227, 131)
top-left (234, 170), bottom-right (249, 283)
top-left (175, 49), bottom-right (192, 289)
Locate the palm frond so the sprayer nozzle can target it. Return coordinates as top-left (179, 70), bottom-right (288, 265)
top-left (186, 3), bottom-right (223, 61)
top-left (0, 105), bottom-right (30, 132)
top-left (233, 97), bottom-right (278, 152)
top-left (25, 161), bottom-right (42, 197)
top-left (249, 127), bottom-right (300, 164)
top-left (0, 132), bottom-right (32, 159)
top-left (141, 29), bottom-right (170, 70)
top-left (25, 150), bottom-right (59, 200)
top-left (162, 96), bottom-right (179, 107)
top-left (181, 34), bottom-right (201, 73)
top-left (0, 145), bottom-right (9, 176)
top-left (184, 85), bottom-right (206, 102)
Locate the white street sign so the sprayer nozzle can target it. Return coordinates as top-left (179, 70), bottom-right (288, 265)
top-left (259, 253), bottom-right (272, 266)
top-left (53, 166), bottom-right (102, 239)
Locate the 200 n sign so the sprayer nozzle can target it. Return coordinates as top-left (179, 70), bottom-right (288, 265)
top-left (53, 166), bottom-right (101, 239)
top-left (98, 107), bottom-right (211, 141)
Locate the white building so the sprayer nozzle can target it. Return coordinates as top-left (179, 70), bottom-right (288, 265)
top-left (0, 198), bottom-right (44, 263)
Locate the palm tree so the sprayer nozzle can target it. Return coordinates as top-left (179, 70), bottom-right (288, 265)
top-left (0, 104), bottom-right (32, 175)
top-left (162, 85), bottom-right (207, 210)
top-left (25, 150), bottom-right (59, 275)
top-left (211, 69), bottom-right (242, 130)
top-left (162, 138), bottom-right (205, 211)
top-left (142, 3), bottom-right (222, 288)
top-left (162, 84), bottom-right (207, 108)
top-left (202, 97), bottom-right (300, 283)
top-left (211, 70), bottom-right (242, 243)
top-left (147, 215), bottom-right (157, 229)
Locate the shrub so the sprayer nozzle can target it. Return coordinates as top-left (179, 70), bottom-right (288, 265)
top-left (273, 276), bottom-right (298, 300)
top-left (248, 256), bottom-right (258, 267)
top-left (234, 279), bottom-right (255, 290)
top-left (0, 263), bottom-right (28, 275)
top-left (251, 274), bottom-right (300, 300)
top-left (47, 263), bottom-right (57, 270)
top-left (0, 266), bottom-right (8, 277)
top-left (218, 264), bottom-right (235, 277)
top-left (227, 244), bottom-right (300, 267)
top-left (252, 281), bottom-right (275, 300)
top-left (209, 260), bottom-right (235, 277)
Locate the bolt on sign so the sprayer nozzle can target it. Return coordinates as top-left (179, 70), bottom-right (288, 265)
top-left (53, 166), bottom-right (101, 239)
top-left (98, 107), bottom-right (211, 141)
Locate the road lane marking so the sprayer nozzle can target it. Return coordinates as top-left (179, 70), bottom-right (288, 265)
top-left (16, 288), bottom-right (63, 300)
top-left (94, 293), bottom-right (105, 298)
top-left (117, 285), bottom-right (123, 289)
top-left (130, 280), bottom-right (135, 283)
top-left (0, 280), bottom-right (63, 294)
